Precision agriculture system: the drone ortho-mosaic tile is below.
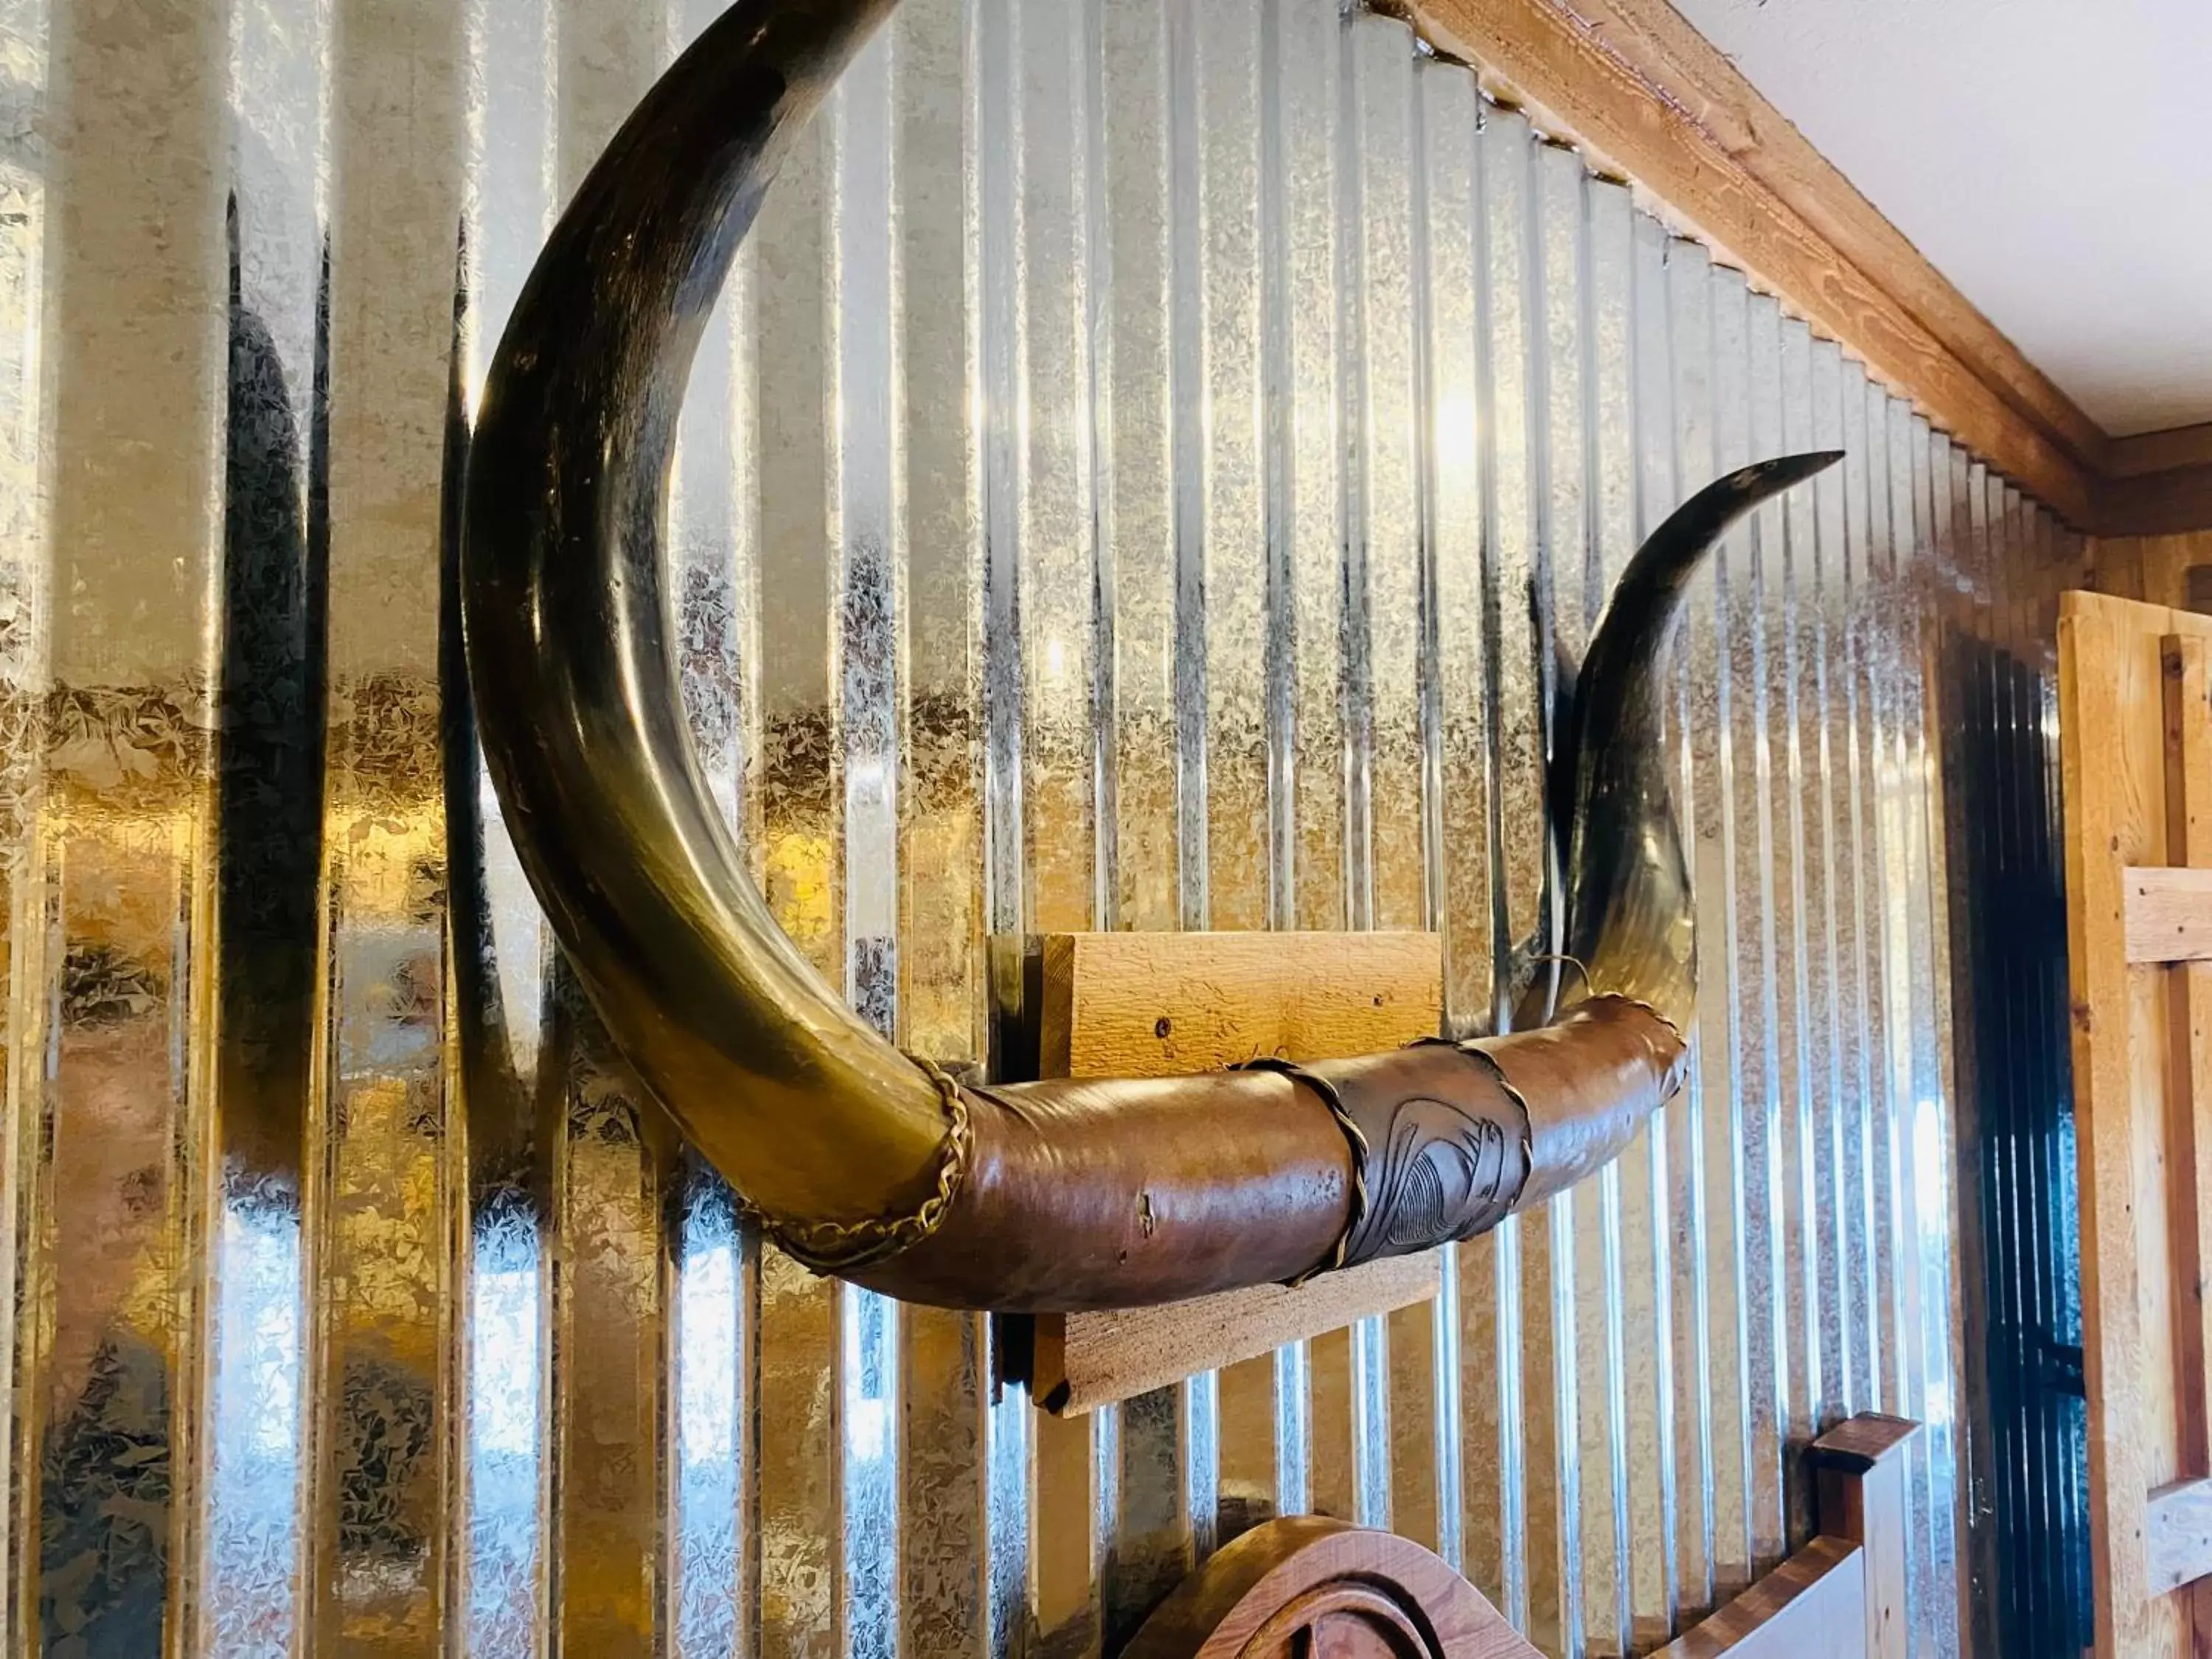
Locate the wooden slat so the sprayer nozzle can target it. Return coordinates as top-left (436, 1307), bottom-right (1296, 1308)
top-left (1030, 1256), bottom-right (1442, 1417)
top-left (1026, 931), bottom-right (1444, 1417)
top-left (2124, 867), bottom-right (2212, 962)
top-left (2147, 1478), bottom-right (2212, 1599)
top-left (2061, 589), bottom-right (2195, 1656)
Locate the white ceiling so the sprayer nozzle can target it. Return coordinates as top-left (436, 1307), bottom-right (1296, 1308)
top-left (1668, 0), bottom-right (2212, 438)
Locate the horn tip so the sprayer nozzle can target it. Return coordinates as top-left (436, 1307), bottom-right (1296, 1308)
top-left (1738, 450), bottom-right (1845, 487)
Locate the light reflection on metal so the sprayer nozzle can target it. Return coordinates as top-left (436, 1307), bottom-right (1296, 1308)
top-left (0, 0), bottom-right (2045, 1650)
top-left (462, 0), bottom-right (1837, 1321)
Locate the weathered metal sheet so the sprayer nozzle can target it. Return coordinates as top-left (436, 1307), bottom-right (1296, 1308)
top-left (0, 0), bottom-right (2026, 1652)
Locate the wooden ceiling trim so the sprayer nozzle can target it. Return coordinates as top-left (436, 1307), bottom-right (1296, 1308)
top-left (1402, 0), bottom-right (2118, 526)
top-left (2098, 465), bottom-right (2212, 541)
top-left (2112, 424), bottom-right (2212, 480)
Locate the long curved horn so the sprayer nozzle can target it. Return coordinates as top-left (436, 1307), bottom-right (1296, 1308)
top-left (461, 0), bottom-right (1840, 1311)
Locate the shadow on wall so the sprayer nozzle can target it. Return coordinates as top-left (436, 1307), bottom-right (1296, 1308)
top-left (1942, 625), bottom-right (2091, 1659)
top-left (35, 196), bottom-right (335, 1655)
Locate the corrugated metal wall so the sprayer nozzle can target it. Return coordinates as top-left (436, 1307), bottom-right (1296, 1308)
top-left (0, 0), bottom-right (2082, 1652)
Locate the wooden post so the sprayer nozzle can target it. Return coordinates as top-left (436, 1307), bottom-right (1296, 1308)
top-left (2059, 588), bottom-right (2212, 1655)
top-left (1809, 1416), bottom-right (1919, 1659)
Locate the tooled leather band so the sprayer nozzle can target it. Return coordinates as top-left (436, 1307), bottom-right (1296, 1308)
top-left (1240, 1042), bottom-right (1537, 1276)
top-left (1310, 1042), bottom-right (1534, 1270)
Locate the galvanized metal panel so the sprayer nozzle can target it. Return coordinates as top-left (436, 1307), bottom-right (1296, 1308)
top-left (0, 0), bottom-right (2031, 1652)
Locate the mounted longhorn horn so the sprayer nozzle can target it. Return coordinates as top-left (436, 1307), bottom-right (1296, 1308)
top-left (460, 0), bottom-right (1840, 1313)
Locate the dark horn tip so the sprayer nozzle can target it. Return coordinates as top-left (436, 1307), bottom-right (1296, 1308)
top-left (1733, 450), bottom-right (1845, 491)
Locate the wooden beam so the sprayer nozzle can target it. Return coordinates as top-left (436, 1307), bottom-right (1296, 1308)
top-left (1401, 0), bottom-right (2101, 525)
top-left (2124, 866), bottom-right (2212, 964)
top-left (2115, 424), bottom-right (2212, 481)
top-left (2160, 640), bottom-right (2212, 1640)
top-left (2061, 589), bottom-right (2209, 1656)
top-left (2163, 642), bottom-right (2212, 1551)
top-left (2098, 465), bottom-right (2212, 540)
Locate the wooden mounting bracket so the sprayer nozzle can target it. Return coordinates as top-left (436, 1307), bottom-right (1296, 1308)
top-left (1000, 931), bottom-right (1446, 1416)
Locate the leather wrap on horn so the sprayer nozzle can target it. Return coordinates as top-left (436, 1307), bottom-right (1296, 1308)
top-left (461, 0), bottom-right (1840, 1313)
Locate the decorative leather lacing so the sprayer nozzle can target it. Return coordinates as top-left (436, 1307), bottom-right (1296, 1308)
top-left (1233, 1055), bottom-right (1370, 1284)
top-left (757, 1052), bottom-right (973, 1272)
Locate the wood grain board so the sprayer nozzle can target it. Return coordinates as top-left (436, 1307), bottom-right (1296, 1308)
top-left (2123, 867), bottom-right (2212, 963)
top-left (2146, 1477), bottom-right (2212, 1599)
top-left (1023, 931), bottom-right (1444, 1417)
top-left (1038, 931), bottom-right (1443, 1079)
top-left (2059, 588), bottom-right (2212, 1655)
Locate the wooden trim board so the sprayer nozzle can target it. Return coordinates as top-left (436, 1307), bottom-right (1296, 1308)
top-left (2098, 465), bottom-right (2212, 540)
top-left (1030, 1256), bottom-right (1441, 1416)
top-left (1018, 931), bottom-right (1447, 1417)
top-left (2116, 425), bottom-right (2212, 481)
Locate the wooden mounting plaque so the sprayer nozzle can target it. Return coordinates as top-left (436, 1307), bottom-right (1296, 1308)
top-left (1022, 931), bottom-right (1444, 1417)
